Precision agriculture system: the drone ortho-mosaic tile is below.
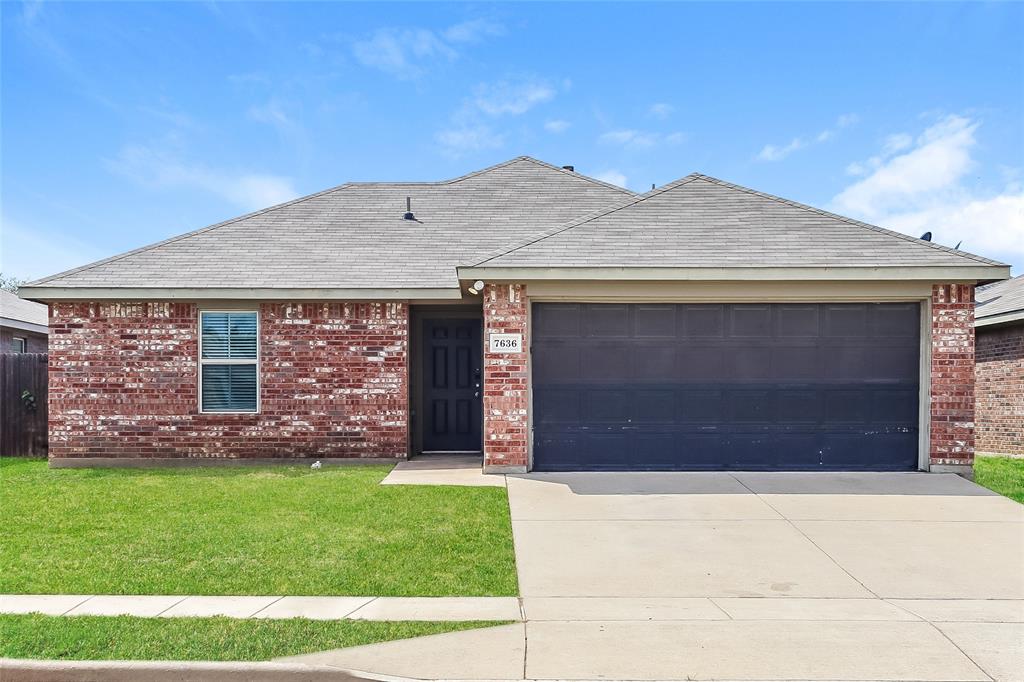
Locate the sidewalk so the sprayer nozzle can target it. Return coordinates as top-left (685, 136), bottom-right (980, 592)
top-left (0, 595), bottom-right (521, 621)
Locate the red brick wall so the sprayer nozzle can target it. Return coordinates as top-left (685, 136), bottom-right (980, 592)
top-left (48, 301), bottom-right (408, 459)
top-left (482, 284), bottom-right (529, 471)
top-left (976, 323), bottom-right (1024, 456)
top-left (929, 284), bottom-right (976, 467)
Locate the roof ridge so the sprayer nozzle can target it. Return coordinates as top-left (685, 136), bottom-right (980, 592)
top-left (690, 174), bottom-right (1008, 268)
top-left (472, 173), bottom-right (702, 266)
top-left (508, 156), bottom-right (638, 196)
top-left (27, 182), bottom-right (357, 286)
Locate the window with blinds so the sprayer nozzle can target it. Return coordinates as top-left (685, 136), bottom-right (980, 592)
top-left (199, 311), bottom-right (259, 413)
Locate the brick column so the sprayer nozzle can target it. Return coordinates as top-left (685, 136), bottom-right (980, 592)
top-left (930, 284), bottom-right (976, 474)
top-left (482, 284), bottom-right (529, 473)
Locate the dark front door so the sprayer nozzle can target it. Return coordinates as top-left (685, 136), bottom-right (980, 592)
top-left (422, 318), bottom-right (483, 452)
top-left (532, 302), bottom-right (921, 471)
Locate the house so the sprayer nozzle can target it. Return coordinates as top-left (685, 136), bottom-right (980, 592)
top-left (21, 157), bottom-right (1010, 474)
top-left (975, 275), bottom-right (1023, 457)
top-left (0, 290), bottom-right (48, 353)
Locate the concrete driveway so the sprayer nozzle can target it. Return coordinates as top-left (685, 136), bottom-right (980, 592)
top-left (292, 469), bottom-right (1024, 681)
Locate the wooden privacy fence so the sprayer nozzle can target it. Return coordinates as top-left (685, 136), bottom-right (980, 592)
top-left (1, 353), bottom-right (48, 457)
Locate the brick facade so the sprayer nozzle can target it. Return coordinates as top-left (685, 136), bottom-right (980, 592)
top-left (929, 284), bottom-right (976, 468)
top-left (481, 284), bottom-right (529, 471)
top-left (48, 301), bottom-right (408, 460)
top-left (976, 323), bottom-right (1024, 456)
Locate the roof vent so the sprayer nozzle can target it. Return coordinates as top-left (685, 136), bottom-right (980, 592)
top-left (562, 165), bottom-right (574, 172)
top-left (403, 196), bottom-right (415, 220)
top-left (920, 231), bottom-right (932, 242)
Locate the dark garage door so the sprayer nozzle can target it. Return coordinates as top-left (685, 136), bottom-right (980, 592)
top-left (532, 303), bottom-right (920, 471)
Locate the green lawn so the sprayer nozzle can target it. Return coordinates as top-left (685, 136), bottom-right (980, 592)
top-left (0, 614), bottom-right (502, 661)
top-left (0, 458), bottom-right (517, 596)
top-left (974, 456), bottom-right (1024, 503)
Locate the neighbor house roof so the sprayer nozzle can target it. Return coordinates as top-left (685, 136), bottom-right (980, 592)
top-left (22, 157), bottom-right (1009, 301)
top-left (465, 174), bottom-right (1007, 279)
top-left (976, 275), bottom-right (1024, 327)
top-left (0, 290), bottom-right (49, 334)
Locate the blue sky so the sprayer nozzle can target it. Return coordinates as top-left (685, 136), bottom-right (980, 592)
top-left (2, 1), bottom-right (1022, 281)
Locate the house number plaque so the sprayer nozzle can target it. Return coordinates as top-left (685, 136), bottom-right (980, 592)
top-left (488, 333), bottom-right (523, 353)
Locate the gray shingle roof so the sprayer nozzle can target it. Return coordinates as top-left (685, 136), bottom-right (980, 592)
top-left (976, 275), bottom-right (1024, 326)
top-left (27, 157), bottom-right (633, 291)
top-left (476, 174), bottom-right (1007, 269)
top-left (0, 290), bottom-right (49, 327)
top-left (26, 160), bottom-right (1007, 297)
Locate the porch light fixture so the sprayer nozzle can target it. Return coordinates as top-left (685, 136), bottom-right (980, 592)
top-left (467, 280), bottom-right (485, 295)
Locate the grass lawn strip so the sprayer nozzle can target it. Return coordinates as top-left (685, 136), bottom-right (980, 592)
top-left (974, 455), bottom-right (1024, 503)
top-left (0, 614), bottom-right (505, 661)
top-left (0, 458), bottom-right (517, 596)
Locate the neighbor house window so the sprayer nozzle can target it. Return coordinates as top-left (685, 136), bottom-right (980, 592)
top-left (12, 337), bottom-right (26, 353)
top-left (199, 311), bottom-right (258, 413)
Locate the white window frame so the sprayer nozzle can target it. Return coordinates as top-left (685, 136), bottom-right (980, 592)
top-left (12, 337), bottom-right (27, 353)
top-left (198, 309), bottom-right (260, 414)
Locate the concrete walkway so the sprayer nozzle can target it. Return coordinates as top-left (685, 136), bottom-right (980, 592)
top-left (0, 595), bottom-right (521, 621)
top-left (286, 469), bottom-right (1024, 681)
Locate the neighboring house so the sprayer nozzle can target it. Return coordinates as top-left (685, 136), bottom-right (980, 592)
top-left (975, 275), bottom-right (1024, 457)
top-left (22, 157), bottom-right (1010, 474)
top-left (0, 290), bottom-right (48, 353)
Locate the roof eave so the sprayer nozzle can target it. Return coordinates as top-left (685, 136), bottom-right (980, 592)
top-left (0, 318), bottom-right (49, 334)
top-left (18, 286), bottom-right (464, 302)
top-left (458, 265), bottom-right (1011, 282)
top-left (975, 309), bottom-right (1024, 328)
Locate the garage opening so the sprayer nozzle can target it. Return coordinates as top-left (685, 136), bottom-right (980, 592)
top-left (531, 302), bottom-right (921, 471)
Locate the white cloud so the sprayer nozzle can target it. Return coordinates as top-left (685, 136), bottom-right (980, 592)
top-left (435, 124), bottom-right (504, 157)
top-left (352, 20), bottom-right (504, 79)
top-left (758, 113), bottom-right (859, 162)
top-left (649, 103), bottom-right (674, 119)
top-left (599, 129), bottom-right (685, 150)
top-left (831, 114), bottom-right (1023, 267)
top-left (352, 27), bottom-right (456, 79)
top-left (544, 119), bottom-right (570, 134)
top-left (443, 18), bottom-right (504, 44)
top-left (436, 76), bottom-right (559, 156)
top-left (473, 79), bottom-right (555, 116)
top-left (833, 115), bottom-right (978, 217)
top-left (106, 143), bottom-right (298, 211)
top-left (758, 138), bottom-right (805, 161)
top-left (593, 170), bottom-right (628, 188)
top-left (882, 133), bottom-right (913, 156)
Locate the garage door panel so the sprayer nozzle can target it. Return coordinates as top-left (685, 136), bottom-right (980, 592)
top-left (824, 390), bottom-right (870, 423)
top-left (533, 344), bottom-right (580, 381)
top-left (772, 347), bottom-right (822, 379)
top-left (581, 346), bottom-right (631, 380)
top-left (682, 305), bottom-right (725, 337)
top-left (677, 389), bottom-right (725, 422)
top-left (871, 389), bottom-right (919, 423)
top-left (777, 389), bottom-right (821, 422)
top-left (533, 303), bottom-right (581, 338)
top-left (583, 304), bottom-right (630, 337)
top-left (583, 390), bottom-right (633, 422)
top-left (534, 388), bottom-right (580, 425)
top-left (633, 389), bottom-right (676, 422)
top-left (730, 304), bottom-right (773, 337)
top-left (825, 304), bottom-right (870, 337)
top-left (532, 303), bottom-right (920, 471)
top-left (677, 347), bottom-right (727, 379)
top-left (635, 304), bottom-right (677, 337)
top-left (777, 304), bottom-right (820, 336)
top-left (874, 303), bottom-right (920, 337)
top-left (635, 346), bottom-right (676, 379)
top-left (732, 346), bottom-right (774, 379)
